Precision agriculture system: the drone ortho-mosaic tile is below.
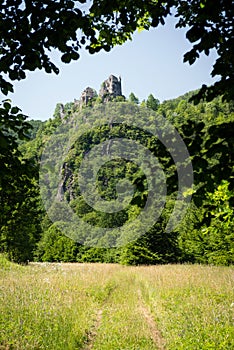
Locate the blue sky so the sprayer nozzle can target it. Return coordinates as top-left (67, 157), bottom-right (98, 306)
top-left (2, 15), bottom-right (218, 121)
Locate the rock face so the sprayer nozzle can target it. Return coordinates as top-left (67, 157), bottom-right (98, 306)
top-left (59, 104), bottom-right (65, 119)
top-left (99, 75), bottom-right (122, 100)
top-left (80, 87), bottom-right (97, 106)
top-left (57, 162), bottom-right (74, 202)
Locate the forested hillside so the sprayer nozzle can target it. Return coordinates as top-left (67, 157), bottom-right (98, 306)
top-left (1, 91), bottom-right (234, 265)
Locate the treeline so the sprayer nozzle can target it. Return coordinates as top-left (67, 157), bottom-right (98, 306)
top-left (1, 92), bottom-right (234, 265)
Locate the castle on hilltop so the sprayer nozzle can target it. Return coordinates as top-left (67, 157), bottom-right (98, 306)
top-left (78, 74), bottom-right (123, 106)
top-left (99, 75), bottom-right (122, 99)
top-left (57, 75), bottom-right (125, 120)
top-left (80, 86), bottom-right (97, 105)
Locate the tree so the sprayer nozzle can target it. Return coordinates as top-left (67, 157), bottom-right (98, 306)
top-left (146, 94), bottom-right (160, 111)
top-left (178, 180), bottom-right (234, 266)
top-left (35, 225), bottom-right (79, 262)
top-left (128, 92), bottom-right (139, 104)
top-left (175, 0), bottom-right (234, 103)
top-left (201, 180), bottom-right (234, 265)
top-left (0, 1), bottom-right (233, 101)
top-left (0, 100), bottom-right (42, 262)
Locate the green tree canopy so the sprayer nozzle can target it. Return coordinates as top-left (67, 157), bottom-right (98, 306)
top-left (146, 94), bottom-right (160, 111)
top-left (0, 100), bottom-right (42, 262)
top-left (128, 92), bottom-right (139, 104)
top-left (0, 0), bottom-right (233, 101)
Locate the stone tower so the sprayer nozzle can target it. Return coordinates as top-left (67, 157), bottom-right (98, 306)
top-left (99, 75), bottom-right (122, 100)
top-left (80, 87), bottom-right (97, 105)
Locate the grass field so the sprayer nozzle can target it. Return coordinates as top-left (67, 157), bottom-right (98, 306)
top-left (0, 255), bottom-right (233, 349)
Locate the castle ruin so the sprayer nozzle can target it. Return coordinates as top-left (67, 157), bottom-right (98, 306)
top-left (99, 75), bottom-right (122, 100)
top-left (80, 87), bottom-right (97, 106)
top-left (78, 75), bottom-right (123, 107)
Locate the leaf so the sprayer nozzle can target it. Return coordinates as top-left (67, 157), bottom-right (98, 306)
top-left (0, 133), bottom-right (8, 149)
top-left (3, 101), bottom-right (11, 111)
top-left (11, 106), bottom-right (20, 115)
top-left (61, 53), bottom-right (72, 63)
top-left (71, 52), bottom-right (80, 60)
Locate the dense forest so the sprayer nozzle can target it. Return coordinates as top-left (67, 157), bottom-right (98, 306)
top-left (1, 89), bottom-right (233, 265)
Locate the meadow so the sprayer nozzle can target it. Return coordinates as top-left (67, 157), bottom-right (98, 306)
top-left (0, 255), bottom-right (233, 350)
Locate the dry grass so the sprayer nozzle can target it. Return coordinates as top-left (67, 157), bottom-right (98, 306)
top-left (136, 264), bottom-right (234, 349)
top-left (1, 257), bottom-right (233, 349)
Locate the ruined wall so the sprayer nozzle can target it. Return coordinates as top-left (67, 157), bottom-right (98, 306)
top-left (77, 74), bottom-right (124, 108)
top-left (99, 75), bottom-right (122, 100)
top-left (80, 87), bottom-right (97, 106)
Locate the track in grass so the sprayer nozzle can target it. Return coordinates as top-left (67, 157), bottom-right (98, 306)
top-left (1, 261), bottom-right (233, 349)
top-left (82, 309), bottom-right (103, 350)
top-left (138, 289), bottom-right (166, 350)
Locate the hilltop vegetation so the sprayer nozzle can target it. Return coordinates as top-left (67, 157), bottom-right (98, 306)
top-left (1, 91), bottom-right (233, 265)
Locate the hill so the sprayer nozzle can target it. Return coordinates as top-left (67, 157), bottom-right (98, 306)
top-left (2, 84), bottom-right (234, 264)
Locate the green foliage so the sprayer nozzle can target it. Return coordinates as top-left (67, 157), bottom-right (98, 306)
top-left (0, 101), bottom-right (65, 263)
top-left (114, 95), bottom-right (126, 102)
top-left (53, 103), bottom-right (64, 119)
top-left (0, 181), bottom-right (42, 263)
top-left (89, 0), bottom-right (234, 101)
top-left (6, 91), bottom-right (234, 266)
top-left (177, 181), bottom-right (234, 266)
top-left (164, 95), bottom-right (234, 266)
top-left (201, 181), bottom-right (234, 265)
top-left (128, 92), bottom-right (139, 104)
top-left (76, 247), bottom-right (119, 263)
top-left (0, 0), bottom-right (86, 95)
top-left (1, 1), bottom-right (232, 102)
top-left (94, 96), bottom-right (103, 105)
top-left (177, 202), bottom-right (204, 264)
top-left (140, 99), bottom-right (146, 108)
top-left (25, 120), bottom-right (44, 140)
top-left (119, 243), bottom-right (161, 265)
top-left (0, 100), bottom-right (42, 262)
top-left (120, 204), bottom-right (181, 266)
top-left (35, 225), bottom-right (78, 262)
top-left (175, 0), bottom-right (234, 103)
top-left (21, 94), bottom-right (234, 265)
top-left (1, 0), bottom-right (233, 266)
top-left (146, 93), bottom-right (160, 111)
top-left (0, 253), bottom-right (16, 270)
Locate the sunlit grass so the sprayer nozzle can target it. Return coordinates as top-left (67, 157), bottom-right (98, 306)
top-left (1, 256), bottom-right (233, 349)
top-left (0, 260), bottom-right (114, 349)
top-left (137, 264), bottom-right (234, 349)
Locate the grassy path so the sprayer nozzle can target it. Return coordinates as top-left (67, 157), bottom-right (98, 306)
top-left (0, 257), bottom-right (233, 349)
top-left (138, 289), bottom-right (166, 350)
